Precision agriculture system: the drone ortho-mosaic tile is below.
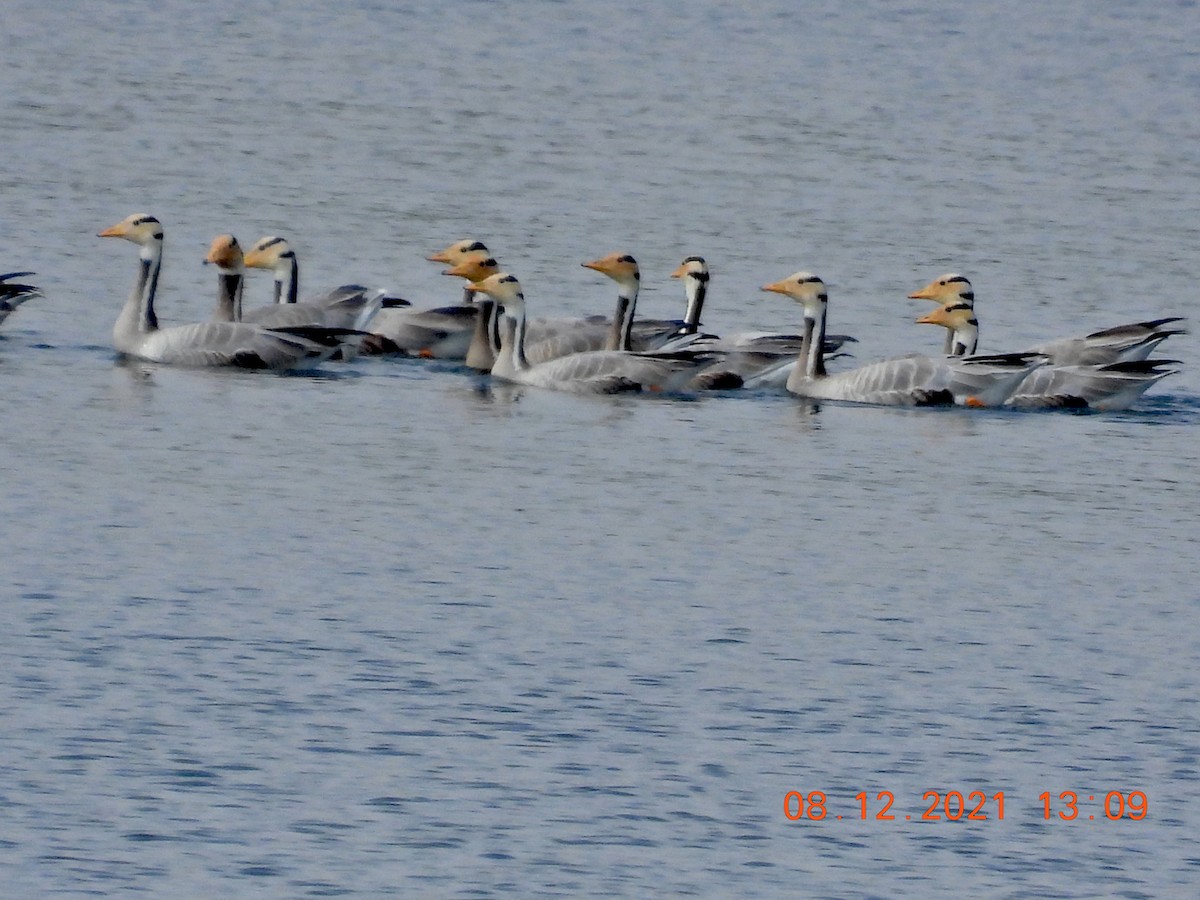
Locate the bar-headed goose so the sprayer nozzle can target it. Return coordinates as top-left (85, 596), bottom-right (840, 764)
top-left (99, 213), bottom-right (361, 370)
top-left (581, 252), bottom-right (696, 352)
top-left (364, 239), bottom-right (494, 357)
top-left (469, 271), bottom-right (721, 393)
top-left (668, 255), bottom-right (858, 388)
top-left (427, 239), bottom-right (491, 305)
top-left (908, 273), bottom-right (1185, 364)
top-left (448, 252), bottom-right (661, 368)
top-left (670, 255), bottom-right (853, 354)
top-left (761, 270), bottom-right (1043, 406)
top-left (236, 235), bottom-right (384, 331)
top-left (442, 250), bottom-right (503, 371)
top-left (917, 302), bottom-right (1180, 410)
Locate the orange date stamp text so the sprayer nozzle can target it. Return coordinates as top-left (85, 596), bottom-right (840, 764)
top-left (783, 789), bottom-right (1148, 822)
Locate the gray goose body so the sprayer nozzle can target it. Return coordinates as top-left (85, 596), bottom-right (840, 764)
top-left (99, 214), bottom-right (360, 371)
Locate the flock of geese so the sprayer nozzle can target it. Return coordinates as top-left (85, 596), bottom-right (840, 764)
top-left (5, 211), bottom-right (1183, 411)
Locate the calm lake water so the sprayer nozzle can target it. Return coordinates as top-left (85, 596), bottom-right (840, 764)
top-left (2, 0), bottom-right (1198, 895)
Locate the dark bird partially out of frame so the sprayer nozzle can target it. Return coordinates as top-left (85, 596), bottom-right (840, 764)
top-left (0, 271), bottom-right (41, 328)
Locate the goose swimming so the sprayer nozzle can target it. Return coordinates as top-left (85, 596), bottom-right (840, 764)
top-left (580, 252), bottom-right (696, 352)
top-left (469, 271), bottom-right (722, 393)
top-left (907, 273), bottom-right (1185, 364)
top-left (365, 239), bottom-right (494, 357)
top-left (916, 301), bottom-right (1180, 410)
top-left (761, 270), bottom-right (1043, 406)
top-left (236, 235), bottom-right (385, 331)
top-left (448, 252), bottom-right (684, 368)
top-left (98, 213), bottom-right (361, 370)
top-left (668, 255), bottom-right (858, 388)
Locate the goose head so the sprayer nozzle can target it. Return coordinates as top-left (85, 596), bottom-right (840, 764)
top-left (670, 255), bottom-right (708, 283)
top-left (242, 236), bottom-right (294, 274)
top-left (582, 252), bottom-right (640, 292)
top-left (98, 213), bottom-right (163, 254)
top-left (427, 239), bottom-right (490, 265)
top-left (916, 301), bottom-right (979, 356)
top-left (468, 272), bottom-right (525, 314)
top-left (204, 234), bottom-right (244, 272)
top-left (916, 302), bottom-right (975, 330)
top-left (672, 255), bottom-right (709, 330)
top-left (760, 271), bottom-right (828, 315)
top-left (444, 251), bottom-right (501, 286)
top-left (908, 273), bottom-right (974, 308)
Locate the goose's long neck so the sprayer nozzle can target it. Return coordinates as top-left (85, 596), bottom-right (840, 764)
top-left (489, 298), bottom-right (502, 354)
top-left (213, 271), bottom-right (244, 322)
top-left (809, 300), bottom-right (828, 377)
top-left (460, 283), bottom-right (476, 306)
top-left (801, 300), bottom-right (829, 379)
top-left (116, 241), bottom-right (162, 340)
top-left (606, 283), bottom-right (638, 351)
top-left (786, 312), bottom-right (819, 394)
top-left (682, 274), bottom-right (707, 334)
top-left (495, 305), bottom-right (529, 374)
top-left (950, 318), bottom-right (979, 356)
top-left (275, 255), bottom-right (299, 305)
top-left (511, 304), bottom-right (530, 370)
top-left (465, 297), bottom-right (497, 371)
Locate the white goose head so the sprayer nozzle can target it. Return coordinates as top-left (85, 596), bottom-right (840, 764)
top-left (760, 270), bottom-right (828, 313)
top-left (908, 273), bottom-right (974, 308)
top-left (426, 239), bottom-right (491, 265)
top-left (916, 301), bottom-right (979, 356)
top-left (98, 212), bottom-right (163, 257)
top-left (671, 255), bottom-right (709, 333)
top-left (469, 272), bottom-right (527, 368)
top-left (582, 252), bottom-right (640, 293)
top-left (444, 251), bottom-right (502, 287)
top-left (761, 271), bottom-right (829, 378)
top-left (99, 213), bottom-right (165, 331)
top-left (204, 234), bottom-right (244, 273)
top-left (242, 236), bottom-right (293, 274)
top-left (583, 252), bottom-right (640, 350)
top-left (469, 272), bottom-right (525, 313)
top-left (671, 255), bottom-right (708, 281)
top-left (204, 234), bottom-right (245, 322)
top-left (242, 235), bottom-right (299, 304)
